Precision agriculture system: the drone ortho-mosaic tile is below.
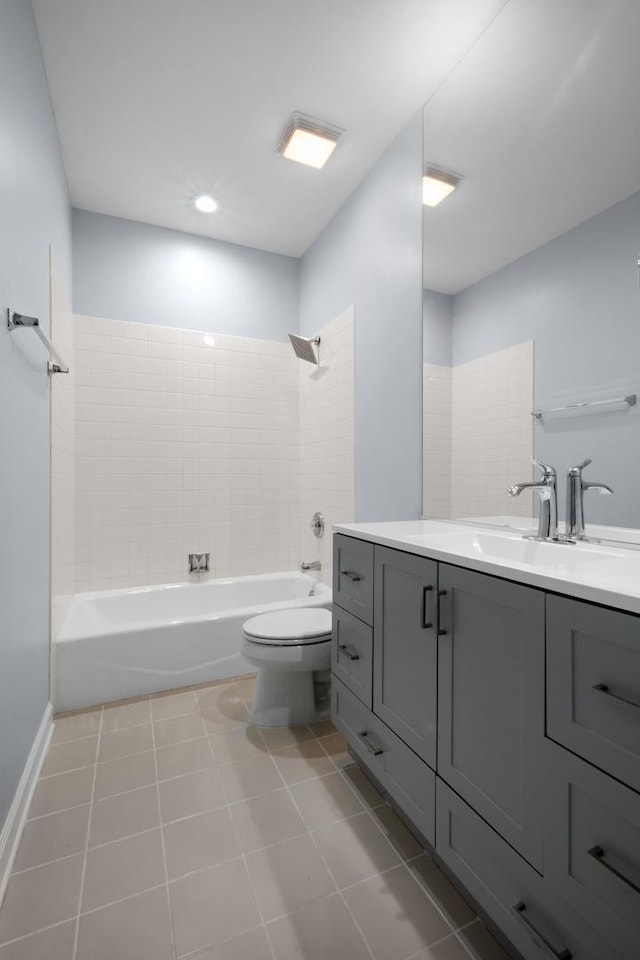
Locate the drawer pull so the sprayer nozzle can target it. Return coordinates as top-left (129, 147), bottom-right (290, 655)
top-left (339, 643), bottom-right (360, 661)
top-left (511, 902), bottom-right (572, 960)
top-left (358, 730), bottom-right (384, 756)
top-left (421, 585), bottom-right (434, 629)
top-left (437, 590), bottom-right (447, 636)
top-left (341, 570), bottom-right (362, 582)
top-left (588, 845), bottom-right (640, 896)
top-left (592, 682), bottom-right (640, 713)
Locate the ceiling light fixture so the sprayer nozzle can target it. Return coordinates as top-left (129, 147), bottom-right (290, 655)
top-left (194, 194), bottom-right (218, 213)
top-left (278, 113), bottom-right (343, 169)
top-left (422, 166), bottom-right (462, 207)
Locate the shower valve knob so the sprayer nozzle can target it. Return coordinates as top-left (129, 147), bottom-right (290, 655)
top-left (310, 512), bottom-right (325, 539)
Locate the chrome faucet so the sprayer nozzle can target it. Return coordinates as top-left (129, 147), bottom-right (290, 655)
top-left (508, 459), bottom-right (559, 540)
top-left (300, 560), bottom-right (321, 572)
top-left (566, 459), bottom-right (613, 540)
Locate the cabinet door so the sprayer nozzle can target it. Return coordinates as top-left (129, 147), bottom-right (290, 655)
top-left (438, 564), bottom-right (545, 870)
top-left (332, 605), bottom-right (373, 708)
top-left (373, 546), bottom-right (438, 768)
top-left (333, 535), bottom-right (374, 625)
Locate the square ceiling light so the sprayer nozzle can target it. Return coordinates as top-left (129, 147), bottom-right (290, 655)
top-left (278, 113), bottom-right (343, 169)
top-left (422, 165), bottom-right (462, 207)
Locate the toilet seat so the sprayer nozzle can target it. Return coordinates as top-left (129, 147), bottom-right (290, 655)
top-left (243, 608), bottom-right (332, 646)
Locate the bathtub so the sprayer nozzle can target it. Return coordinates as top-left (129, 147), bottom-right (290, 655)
top-left (55, 572), bottom-right (332, 711)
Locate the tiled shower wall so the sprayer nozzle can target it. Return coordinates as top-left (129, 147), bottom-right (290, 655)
top-left (299, 307), bottom-right (355, 586)
top-left (423, 342), bottom-right (533, 518)
top-left (422, 364), bottom-right (452, 519)
top-left (73, 316), bottom-right (301, 590)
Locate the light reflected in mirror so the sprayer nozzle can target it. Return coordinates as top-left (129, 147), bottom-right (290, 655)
top-left (422, 0), bottom-right (640, 539)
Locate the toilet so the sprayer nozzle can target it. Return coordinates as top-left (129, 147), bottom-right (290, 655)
top-left (241, 608), bottom-right (332, 727)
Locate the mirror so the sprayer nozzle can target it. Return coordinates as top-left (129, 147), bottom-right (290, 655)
top-left (421, 0), bottom-right (640, 538)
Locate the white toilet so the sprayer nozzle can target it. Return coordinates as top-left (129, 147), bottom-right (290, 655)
top-left (241, 608), bottom-right (332, 727)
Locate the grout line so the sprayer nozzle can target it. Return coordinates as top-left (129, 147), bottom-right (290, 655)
top-left (71, 707), bottom-right (103, 960)
top-left (27, 800), bottom-right (92, 823)
top-left (0, 916), bottom-right (81, 951)
top-left (149, 699), bottom-right (178, 960)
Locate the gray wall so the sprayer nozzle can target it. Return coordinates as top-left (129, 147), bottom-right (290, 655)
top-left (72, 210), bottom-right (299, 340)
top-left (451, 191), bottom-right (640, 527)
top-left (0, 0), bottom-right (72, 828)
top-left (300, 112), bottom-right (424, 522)
top-left (423, 289), bottom-right (452, 366)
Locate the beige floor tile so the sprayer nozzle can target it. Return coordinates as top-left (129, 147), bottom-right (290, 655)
top-left (102, 699), bottom-right (151, 732)
top-left (82, 828), bottom-right (165, 911)
top-left (229, 789), bottom-right (306, 853)
top-left (307, 719), bottom-right (337, 738)
top-left (0, 854), bottom-right (83, 943)
top-left (412, 933), bottom-right (478, 960)
top-left (369, 804), bottom-right (424, 860)
top-left (196, 682), bottom-right (243, 711)
top-left (189, 927), bottom-right (272, 960)
top-left (13, 804), bottom-right (90, 871)
top-left (209, 725), bottom-right (267, 764)
top-left (318, 732), bottom-right (351, 768)
top-left (150, 689), bottom-right (198, 720)
top-left (29, 767), bottom-right (94, 818)
top-left (245, 834), bottom-right (335, 922)
top-left (77, 887), bottom-right (172, 960)
top-left (0, 919), bottom-right (76, 960)
top-left (342, 765), bottom-right (386, 809)
top-left (154, 712), bottom-right (206, 748)
top-left (218, 754), bottom-right (283, 803)
top-left (197, 685), bottom-right (249, 734)
top-left (170, 858), bottom-right (260, 957)
top-left (164, 807), bottom-right (241, 880)
top-left (159, 767), bottom-right (225, 823)
top-left (343, 865), bottom-right (452, 960)
top-left (41, 737), bottom-right (98, 777)
top-left (271, 741), bottom-right (334, 785)
top-left (257, 725), bottom-right (314, 752)
top-left (458, 921), bottom-right (514, 960)
top-left (98, 724), bottom-right (153, 762)
top-left (52, 711), bottom-right (101, 744)
top-left (233, 676), bottom-right (256, 702)
top-left (265, 893), bottom-right (371, 960)
top-left (89, 784), bottom-right (159, 846)
top-left (289, 771), bottom-right (363, 830)
top-left (156, 737), bottom-right (214, 780)
top-left (312, 811), bottom-right (401, 887)
top-left (407, 856), bottom-right (476, 930)
top-left (94, 751), bottom-right (156, 799)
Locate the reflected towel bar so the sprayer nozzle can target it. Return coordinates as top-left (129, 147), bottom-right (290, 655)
top-left (532, 394), bottom-right (636, 420)
top-left (7, 309), bottom-right (69, 374)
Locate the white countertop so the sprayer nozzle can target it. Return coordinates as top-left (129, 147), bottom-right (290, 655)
top-left (334, 518), bottom-right (640, 616)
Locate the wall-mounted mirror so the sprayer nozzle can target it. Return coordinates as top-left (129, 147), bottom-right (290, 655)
top-left (422, 0), bottom-right (640, 539)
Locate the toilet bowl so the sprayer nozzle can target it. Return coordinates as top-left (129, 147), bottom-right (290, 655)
top-left (241, 608), bottom-right (332, 727)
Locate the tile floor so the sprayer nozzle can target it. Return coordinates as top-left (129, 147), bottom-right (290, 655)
top-left (0, 676), bottom-right (513, 960)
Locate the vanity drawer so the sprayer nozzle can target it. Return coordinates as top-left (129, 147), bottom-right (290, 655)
top-left (546, 595), bottom-right (640, 792)
top-left (545, 740), bottom-right (640, 959)
top-left (332, 605), bottom-right (373, 708)
top-left (333, 535), bottom-right (374, 625)
top-left (436, 778), bottom-right (621, 960)
top-left (332, 677), bottom-right (435, 846)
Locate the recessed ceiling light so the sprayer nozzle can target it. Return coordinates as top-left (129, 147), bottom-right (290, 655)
top-left (194, 194), bottom-right (218, 213)
top-left (278, 113), bottom-right (343, 169)
top-left (422, 166), bottom-right (462, 207)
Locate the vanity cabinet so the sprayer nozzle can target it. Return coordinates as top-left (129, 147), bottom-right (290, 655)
top-left (331, 531), bottom-right (640, 960)
top-left (437, 564), bottom-right (545, 869)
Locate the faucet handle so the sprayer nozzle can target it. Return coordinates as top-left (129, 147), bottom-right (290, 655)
top-left (568, 458), bottom-right (592, 477)
top-left (531, 458), bottom-right (557, 480)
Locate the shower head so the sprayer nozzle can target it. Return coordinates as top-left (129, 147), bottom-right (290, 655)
top-left (288, 334), bottom-right (320, 365)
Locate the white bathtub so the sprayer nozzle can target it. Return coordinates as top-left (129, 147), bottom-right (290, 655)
top-left (55, 572), bottom-right (332, 711)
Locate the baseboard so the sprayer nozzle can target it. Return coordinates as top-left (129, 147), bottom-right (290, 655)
top-left (0, 703), bottom-right (54, 905)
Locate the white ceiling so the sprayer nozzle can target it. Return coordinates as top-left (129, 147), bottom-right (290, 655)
top-left (422, 0), bottom-right (640, 293)
top-left (33, 0), bottom-right (506, 257)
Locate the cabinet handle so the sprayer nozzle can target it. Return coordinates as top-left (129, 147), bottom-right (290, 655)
top-left (437, 590), bottom-right (448, 636)
top-left (357, 730), bottom-right (384, 756)
top-left (341, 570), bottom-right (361, 582)
top-left (588, 845), bottom-right (640, 896)
top-left (421, 585), bottom-right (434, 628)
top-left (592, 683), bottom-right (640, 713)
top-left (510, 902), bottom-right (572, 960)
top-left (338, 643), bottom-right (360, 661)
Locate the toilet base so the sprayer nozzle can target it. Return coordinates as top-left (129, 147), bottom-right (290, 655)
top-left (251, 669), bottom-right (330, 727)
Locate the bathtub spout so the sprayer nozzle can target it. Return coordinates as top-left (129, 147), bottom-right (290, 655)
top-left (300, 560), bottom-right (321, 572)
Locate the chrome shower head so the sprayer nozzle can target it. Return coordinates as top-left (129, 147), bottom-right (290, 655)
top-left (288, 334), bottom-right (320, 365)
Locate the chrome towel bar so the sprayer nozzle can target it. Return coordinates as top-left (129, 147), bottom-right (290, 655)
top-left (532, 394), bottom-right (636, 420)
top-left (7, 309), bottom-right (69, 374)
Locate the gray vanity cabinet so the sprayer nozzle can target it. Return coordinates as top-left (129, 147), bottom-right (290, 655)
top-left (373, 547), bottom-right (438, 768)
top-left (333, 534), bottom-right (374, 624)
top-left (546, 595), bottom-right (640, 794)
top-left (437, 564), bottom-right (545, 871)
